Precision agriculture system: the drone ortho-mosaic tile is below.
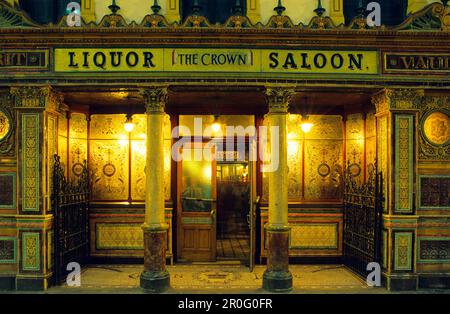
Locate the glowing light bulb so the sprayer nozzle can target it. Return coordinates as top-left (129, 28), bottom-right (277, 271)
top-left (211, 115), bottom-right (222, 134)
top-left (212, 122), bottom-right (221, 133)
top-left (124, 116), bottom-right (135, 133)
top-left (301, 122), bottom-right (313, 133)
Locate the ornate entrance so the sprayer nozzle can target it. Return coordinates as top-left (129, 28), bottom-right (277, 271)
top-left (343, 161), bottom-right (383, 278)
top-left (52, 155), bottom-right (90, 284)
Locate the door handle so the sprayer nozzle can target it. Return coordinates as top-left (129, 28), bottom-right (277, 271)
top-left (210, 209), bottom-right (216, 217)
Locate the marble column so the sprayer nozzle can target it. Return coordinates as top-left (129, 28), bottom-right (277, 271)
top-left (140, 87), bottom-right (170, 293)
top-left (262, 87), bottom-right (294, 292)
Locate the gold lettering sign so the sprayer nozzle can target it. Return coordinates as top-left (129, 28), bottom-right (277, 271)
top-left (385, 53), bottom-right (450, 74)
top-left (0, 50), bottom-right (48, 70)
top-left (54, 48), bottom-right (379, 75)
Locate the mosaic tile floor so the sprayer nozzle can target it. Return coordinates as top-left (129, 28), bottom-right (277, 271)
top-left (47, 264), bottom-right (387, 294)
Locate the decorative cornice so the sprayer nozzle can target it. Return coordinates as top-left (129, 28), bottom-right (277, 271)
top-left (0, 0), bottom-right (39, 27)
top-left (396, 2), bottom-right (449, 31)
top-left (372, 89), bottom-right (426, 113)
top-left (10, 86), bottom-right (50, 108)
top-left (140, 87), bottom-right (168, 114)
top-left (265, 87), bottom-right (295, 114)
top-left (0, 0), bottom-right (447, 32)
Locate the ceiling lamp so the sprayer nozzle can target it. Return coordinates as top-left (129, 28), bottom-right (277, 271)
top-left (301, 115), bottom-right (314, 133)
top-left (211, 115), bottom-right (222, 133)
top-left (124, 114), bottom-right (135, 133)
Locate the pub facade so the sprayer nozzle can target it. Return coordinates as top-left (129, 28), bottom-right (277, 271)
top-left (0, 0), bottom-right (449, 292)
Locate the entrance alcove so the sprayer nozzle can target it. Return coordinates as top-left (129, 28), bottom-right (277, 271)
top-left (52, 86), bottom-right (380, 282)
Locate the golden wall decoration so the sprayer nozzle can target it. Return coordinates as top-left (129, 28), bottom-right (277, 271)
top-left (22, 232), bottom-right (40, 271)
top-left (69, 113), bottom-right (88, 180)
top-left (395, 115), bottom-right (414, 213)
top-left (423, 111), bottom-right (450, 146)
top-left (58, 114), bottom-right (68, 176)
top-left (96, 224), bottom-right (143, 250)
top-left (263, 114), bottom-right (347, 201)
top-left (346, 113), bottom-right (365, 183)
top-left (90, 114), bottom-right (129, 201)
top-left (90, 140), bottom-right (129, 201)
top-left (305, 115), bottom-right (343, 140)
top-left (47, 115), bottom-right (57, 211)
top-left (365, 113), bottom-right (377, 178)
top-left (179, 115), bottom-right (255, 137)
top-left (131, 140), bottom-right (146, 201)
top-left (0, 110), bottom-right (10, 141)
top-left (290, 224), bottom-right (338, 249)
top-left (287, 114), bottom-right (303, 199)
top-left (89, 114), bottom-right (171, 202)
top-left (304, 139), bottom-right (343, 200)
top-left (377, 115), bottom-right (389, 211)
top-left (90, 114), bottom-right (128, 140)
top-left (304, 115), bottom-right (343, 200)
top-left (21, 113), bottom-right (40, 212)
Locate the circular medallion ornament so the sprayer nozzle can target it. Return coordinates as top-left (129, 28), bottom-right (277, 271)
top-left (348, 163), bottom-right (362, 177)
top-left (103, 163), bottom-right (116, 177)
top-left (72, 163), bottom-right (84, 177)
top-left (423, 111), bottom-right (450, 146)
top-left (0, 110), bottom-right (11, 142)
top-left (318, 163), bottom-right (331, 177)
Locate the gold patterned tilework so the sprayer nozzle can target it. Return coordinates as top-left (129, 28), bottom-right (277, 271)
top-left (96, 224), bottom-right (143, 250)
top-left (21, 113), bottom-right (40, 212)
top-left (290, 224), bottom-right (338, 249)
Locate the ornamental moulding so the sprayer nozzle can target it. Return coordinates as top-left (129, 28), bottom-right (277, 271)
top-left (0, 1), bottom-right (448, 33)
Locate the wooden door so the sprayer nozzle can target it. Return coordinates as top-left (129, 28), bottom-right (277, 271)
top-left (177, 143), bottom-right (217, 262)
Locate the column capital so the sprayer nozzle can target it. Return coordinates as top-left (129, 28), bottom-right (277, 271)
top-left (10, 86), bottom-right (64, 112)
top-left (372, 88), bottom-right (425, 114)
top-left (10, 86), bottom-right (50, 108)
top-left (140, 87), bottom-right (168, 114)
top-left (265, 87), bottom-right (295, 114)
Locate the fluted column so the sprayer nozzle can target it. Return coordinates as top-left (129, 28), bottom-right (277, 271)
top-left (140, 86), bottom-right (170, 293)
top-left (262, 87), bottom-right (294, 292)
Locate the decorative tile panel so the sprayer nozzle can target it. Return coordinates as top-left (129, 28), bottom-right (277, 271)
top-left (47, 115), bottom-right (57, 211)
top-left (69, 113), bottom-right (88, 180)
top-left (419, 175), bottom-right (450, 209)
top-left (21, 113), bottom-right (40, 212)
top-left (394, 232), bottom-right (413, 271)
top-left (418, 238), bottom-right (450, 263)
top-left (0, 237), bottom-right (16, 263)
top-left (96, 224), bottom-right (143, 250)
top-left (346, 113), bottom-right (365, 184)
top-left (377, 115), bottom-right (388, 212)
top-left (290, 224), bottom-right (338, 249)
top-left (382, 230), bottom-right (388, 269)
top-left (22, 232), bottom-right (40, 271)
top-left (395, 115), bottom-right (414, 213)
top-left (0, 172), bottom-right (16, 209)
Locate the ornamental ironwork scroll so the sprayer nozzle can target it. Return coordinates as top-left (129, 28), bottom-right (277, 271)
top-left (51, 154), bottom-right (89, 284)
top-left (343, 159), bottom-right (383, 278)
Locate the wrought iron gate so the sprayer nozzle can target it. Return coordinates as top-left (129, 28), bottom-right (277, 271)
top-left (343, 161), bottom-right (383, 278)
top-left (51, 155), bottom-right (90, 284)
